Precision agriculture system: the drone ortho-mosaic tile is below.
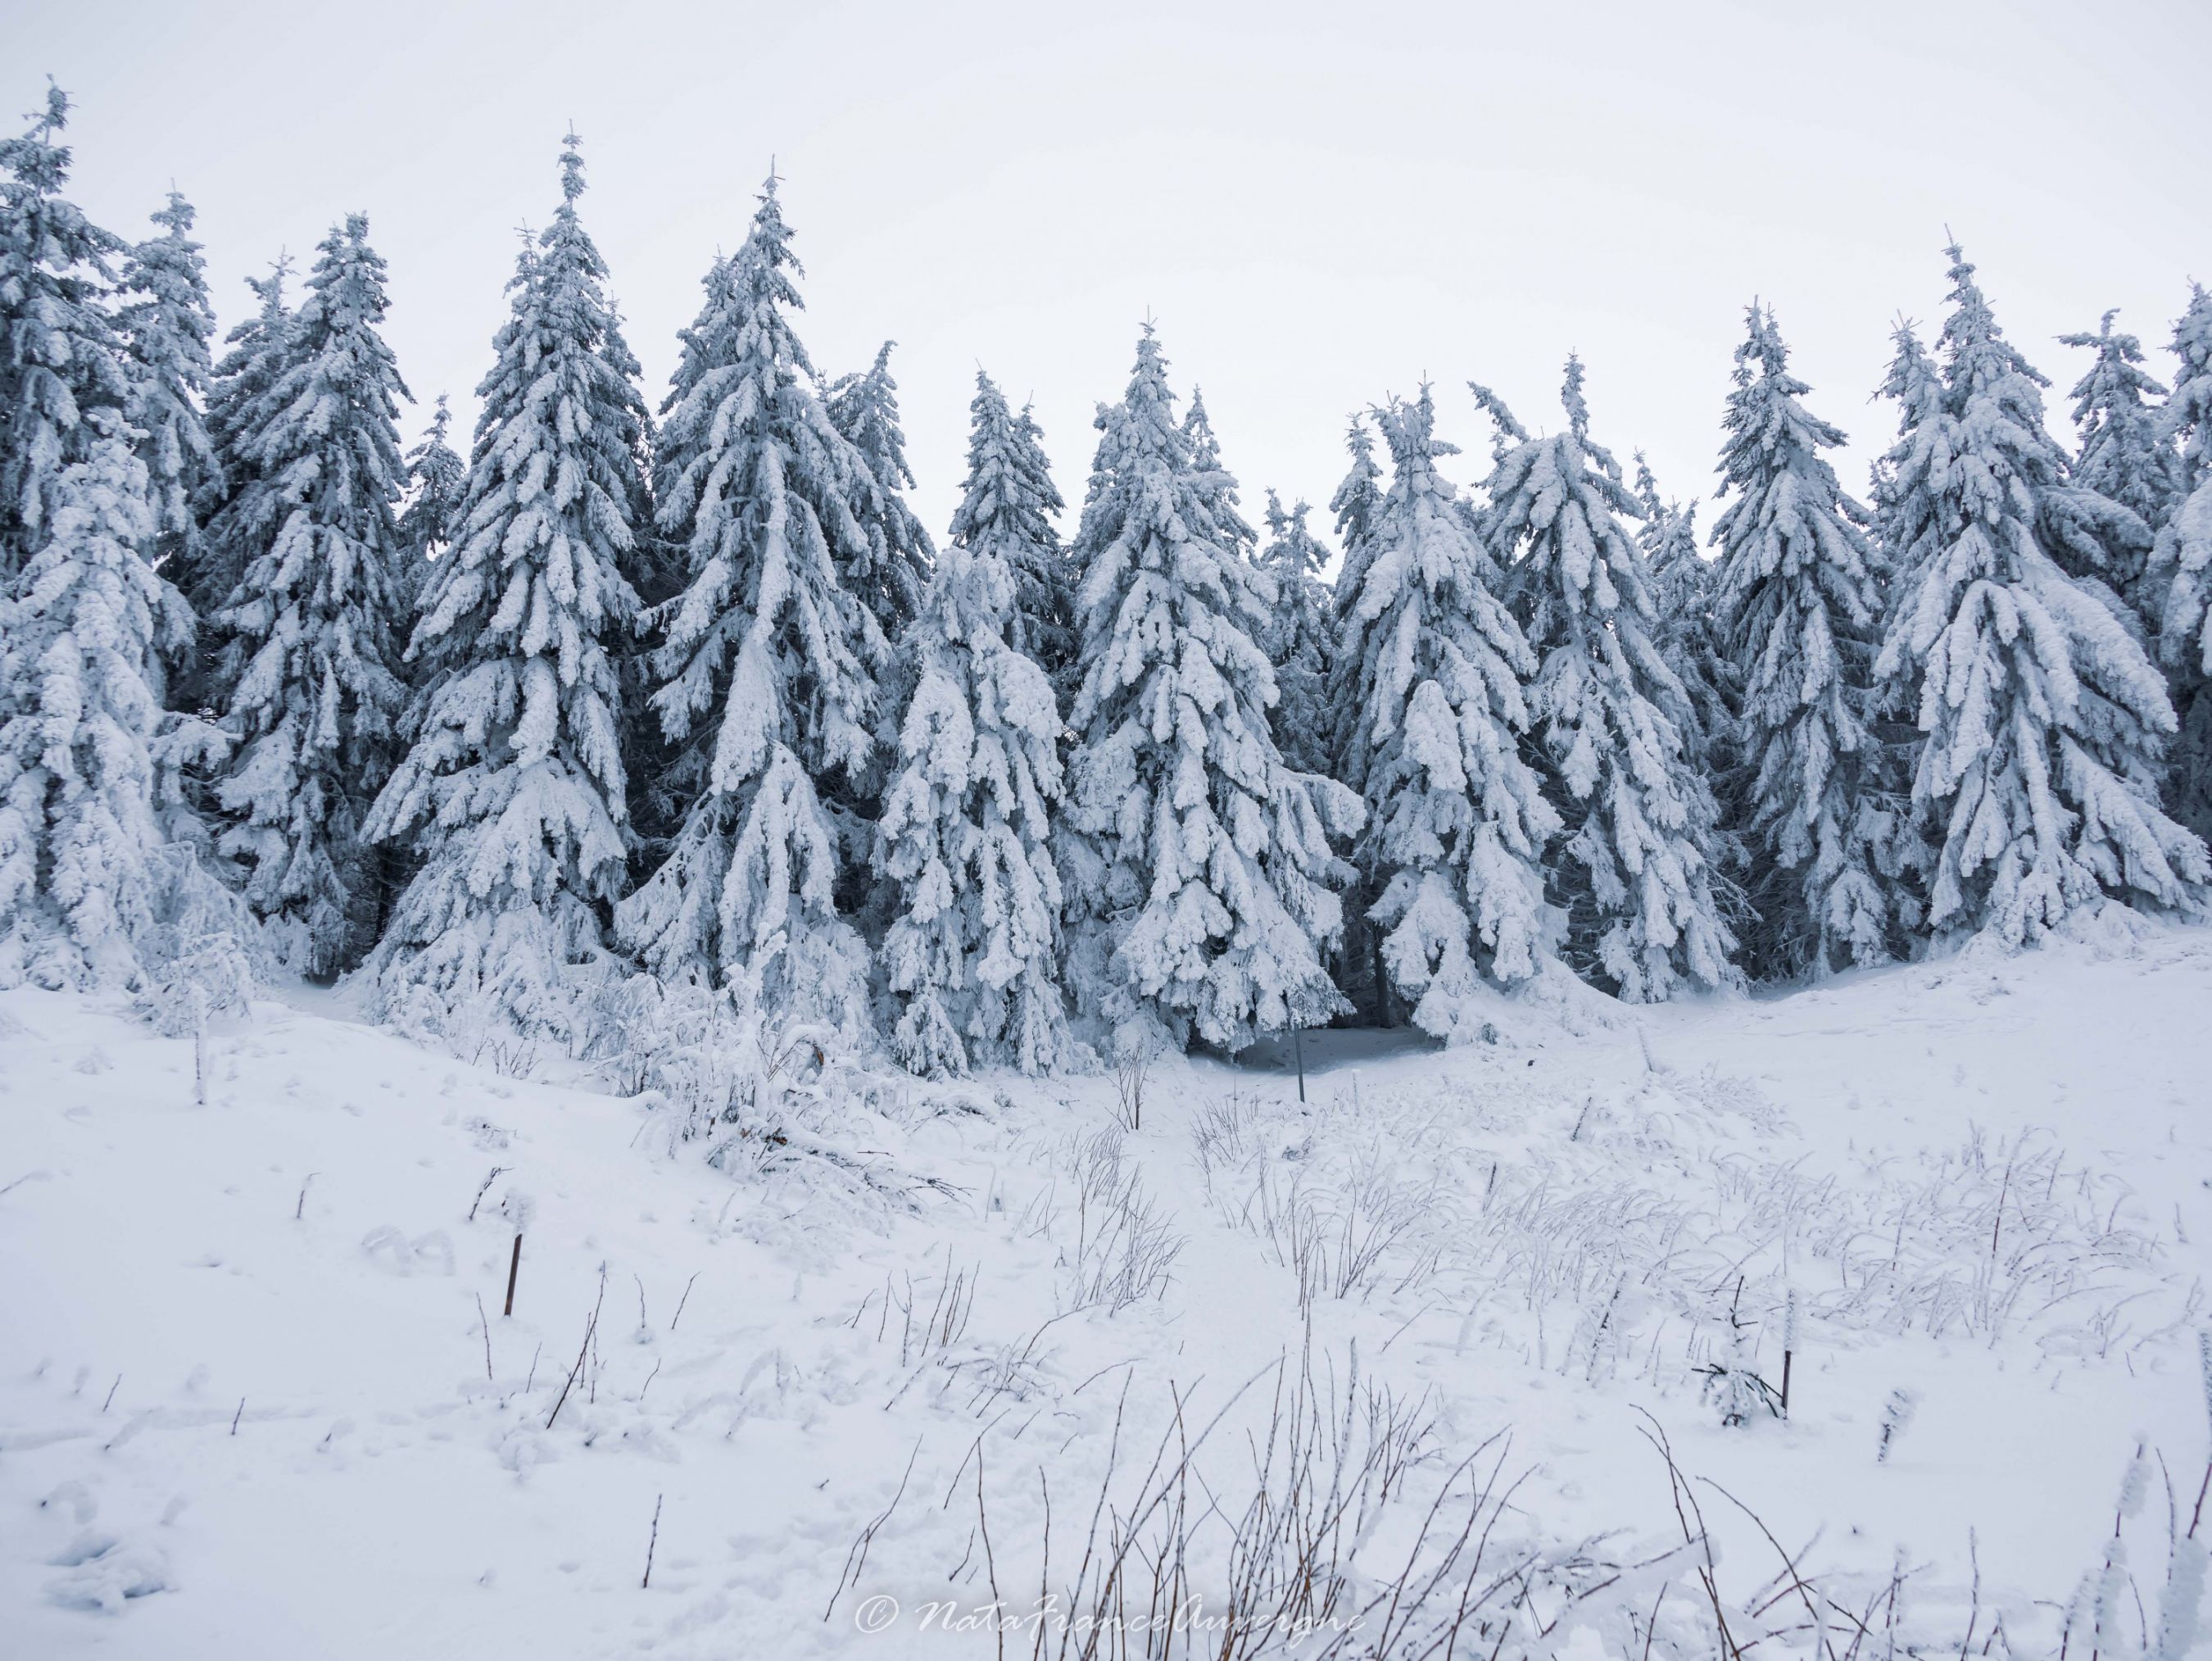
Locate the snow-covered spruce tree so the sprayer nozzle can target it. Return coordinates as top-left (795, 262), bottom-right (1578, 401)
top-left (1709, 304), bottom-right (1897, 977)
top-left (1181, 387), bottom-right (1257, 560)
top-left (1324, 411), bottom-right (1391, 1019)
top-left (945, 374), bottom-right (1074, 687)
top-left (2026, 309), bottom-right (2168, 606)
top-left (392, 392), bottom-right (465, 616)
top-left (1476, 360), bottom-right (1738, 1001)
top-left (1013, 401), bottom-right (1073, 672)
top-left (191, 256), bottom-right (294, 640)
top-left (1326, 414), bottom-right (1387, 764)
top-left (827, 340), bottom-right (931, 652)
top-left (210, 215), bottom-right (412, 976)
top-left (1334, 388), bottom-right (1558, 1038)
top-left (1255, 491), bottom-right (1335, 776)
top-left (2150, 285), bottom-right (2212, 842)
top-left (616, 175), bottom-right (881, 1027)
top-left (1874, 247), bottom-right (2207, 946)
top-left (2060, 311), bottom-right (2178, 605)
top-left (0, 85), bottom-right (130, 592)
top-left (117, 190), bottom-right (219, 602)
top-left (1631, 457), bottom-right (1736, 776)
top-left (875, 513), bottom-right (1072, 1076)
top-left (363, 134), bottom-right (648, 1040)
top-left (0, 411), bottom-right (194, 988)
top-left (1059, 326), bottom-right (1362, 1055)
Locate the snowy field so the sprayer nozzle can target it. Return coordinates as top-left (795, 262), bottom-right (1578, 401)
top-left (6, 924), bottom-right (2212, 1659)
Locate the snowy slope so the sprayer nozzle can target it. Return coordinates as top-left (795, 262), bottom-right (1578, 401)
top-left (4, 923), bottom-right (2211, 1657)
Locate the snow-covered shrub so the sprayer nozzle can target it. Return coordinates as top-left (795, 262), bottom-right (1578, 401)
top-left (584, 972), bottom-right (961, 1219)
top-left (133, 845), bottom-right (256, 1037)
top-left (1695, 1299), bottom-right (1783, 1427)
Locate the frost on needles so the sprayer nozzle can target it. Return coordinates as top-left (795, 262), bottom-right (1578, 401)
top-left (365, 135), bottom-right (647, 1040)
top-left (615, 174), bottom-right (882, 1030)
top-left (1059, 326), bottom-right (1362, 1057)
top-left (1874, 246), bottom-right (2208, 946)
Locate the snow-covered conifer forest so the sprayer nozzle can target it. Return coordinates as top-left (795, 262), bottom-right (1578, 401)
top-left (7, 58), bottom-right (2212, 1660)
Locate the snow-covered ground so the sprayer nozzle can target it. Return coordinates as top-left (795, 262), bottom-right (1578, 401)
top-left (6, 923), bottom-right (2211, 1658)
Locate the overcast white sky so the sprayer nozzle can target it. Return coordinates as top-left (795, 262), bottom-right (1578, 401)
top-left (7, 0), bottom-right (2210, 554)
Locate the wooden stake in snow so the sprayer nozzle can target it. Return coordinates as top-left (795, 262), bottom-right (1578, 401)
top-left (504, 1233), bottom-right (523, 1317)
top-left (1291, 1023), bottom-right (1306, 1105)
top-left (642, 1494), bottom-right (663, 1589)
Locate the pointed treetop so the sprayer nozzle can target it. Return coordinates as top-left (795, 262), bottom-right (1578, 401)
top-left (1880, 318), bottom-right (1942, 423)
top-left (559, 129), bottom-right (587, 204)
top-left (149, 187), bottom-right (194, 239)
top-left (2168, 284), bottom-right (2212, 479)
top-left (2058, 307), bottom-right (2175, 530)
top-left (1332, 413), bottom-right (1381, 512)
top-left (6, 80), bottom-right (73, 193)
top-left (1633, 450), bottom-right (1663, 519)
top-left (1939, 240), bottom-right (2049, 398)
top-left (1561, 354), bottom-right (1592, 442)
top-left (1733, 301), bottom-right (1807, 397)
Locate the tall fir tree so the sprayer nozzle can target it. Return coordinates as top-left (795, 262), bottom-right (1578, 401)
top-left (1180, 387), bottom-right (1257, 560)
top-left (617, 175), bottom-right (882, 1024)
top-left (0, 410), bottom-right (193, 988)
top-left (1709, 304), bottom-right (1897, 977)
top-left (1631, 457), bottom-right (1736, 775)
top-left (2041, 311), bottom-right (2173, 608)
top-left (1874, 247), bottom-right (2206, 946)
top-left (2061, 313), bottom-right (2179, 566)
top-left (0, 85), bottom-right (130, 592)
top-left (945, 375), bottom-right (1073, 687)
top-left (1335, 390), bottom-right (1557, 1039)
top-left (1325, 411), bottom-right (1391, 1019)
top-left (2148, 285), bottom-right (2212, 843)
top-left (1476, 360), bottom-right (1738, 1001)
top-left (827, 339), bottom-right (931, 651)
top-left (876, 455), bottom-right (1072, 1076)
top-left (116, 190), bottom-right (219, 601)
top-left (211, 215), bottom-right (412, 976)
top-left (364, 135), bottom-right (648, 1038)
top-left (393, 392), bottom-right (465, 615)
top-left (1059, 326), bottom-right (1362, 1055)
top-left (1254, 490), bottom-right (1335, 777)
top-left (193, 256), bottom-right (294, 638)
top-left (1014, 401), bottom-right (1072, 653)
top-left (1326, 414), bottom-right (1387, 768)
